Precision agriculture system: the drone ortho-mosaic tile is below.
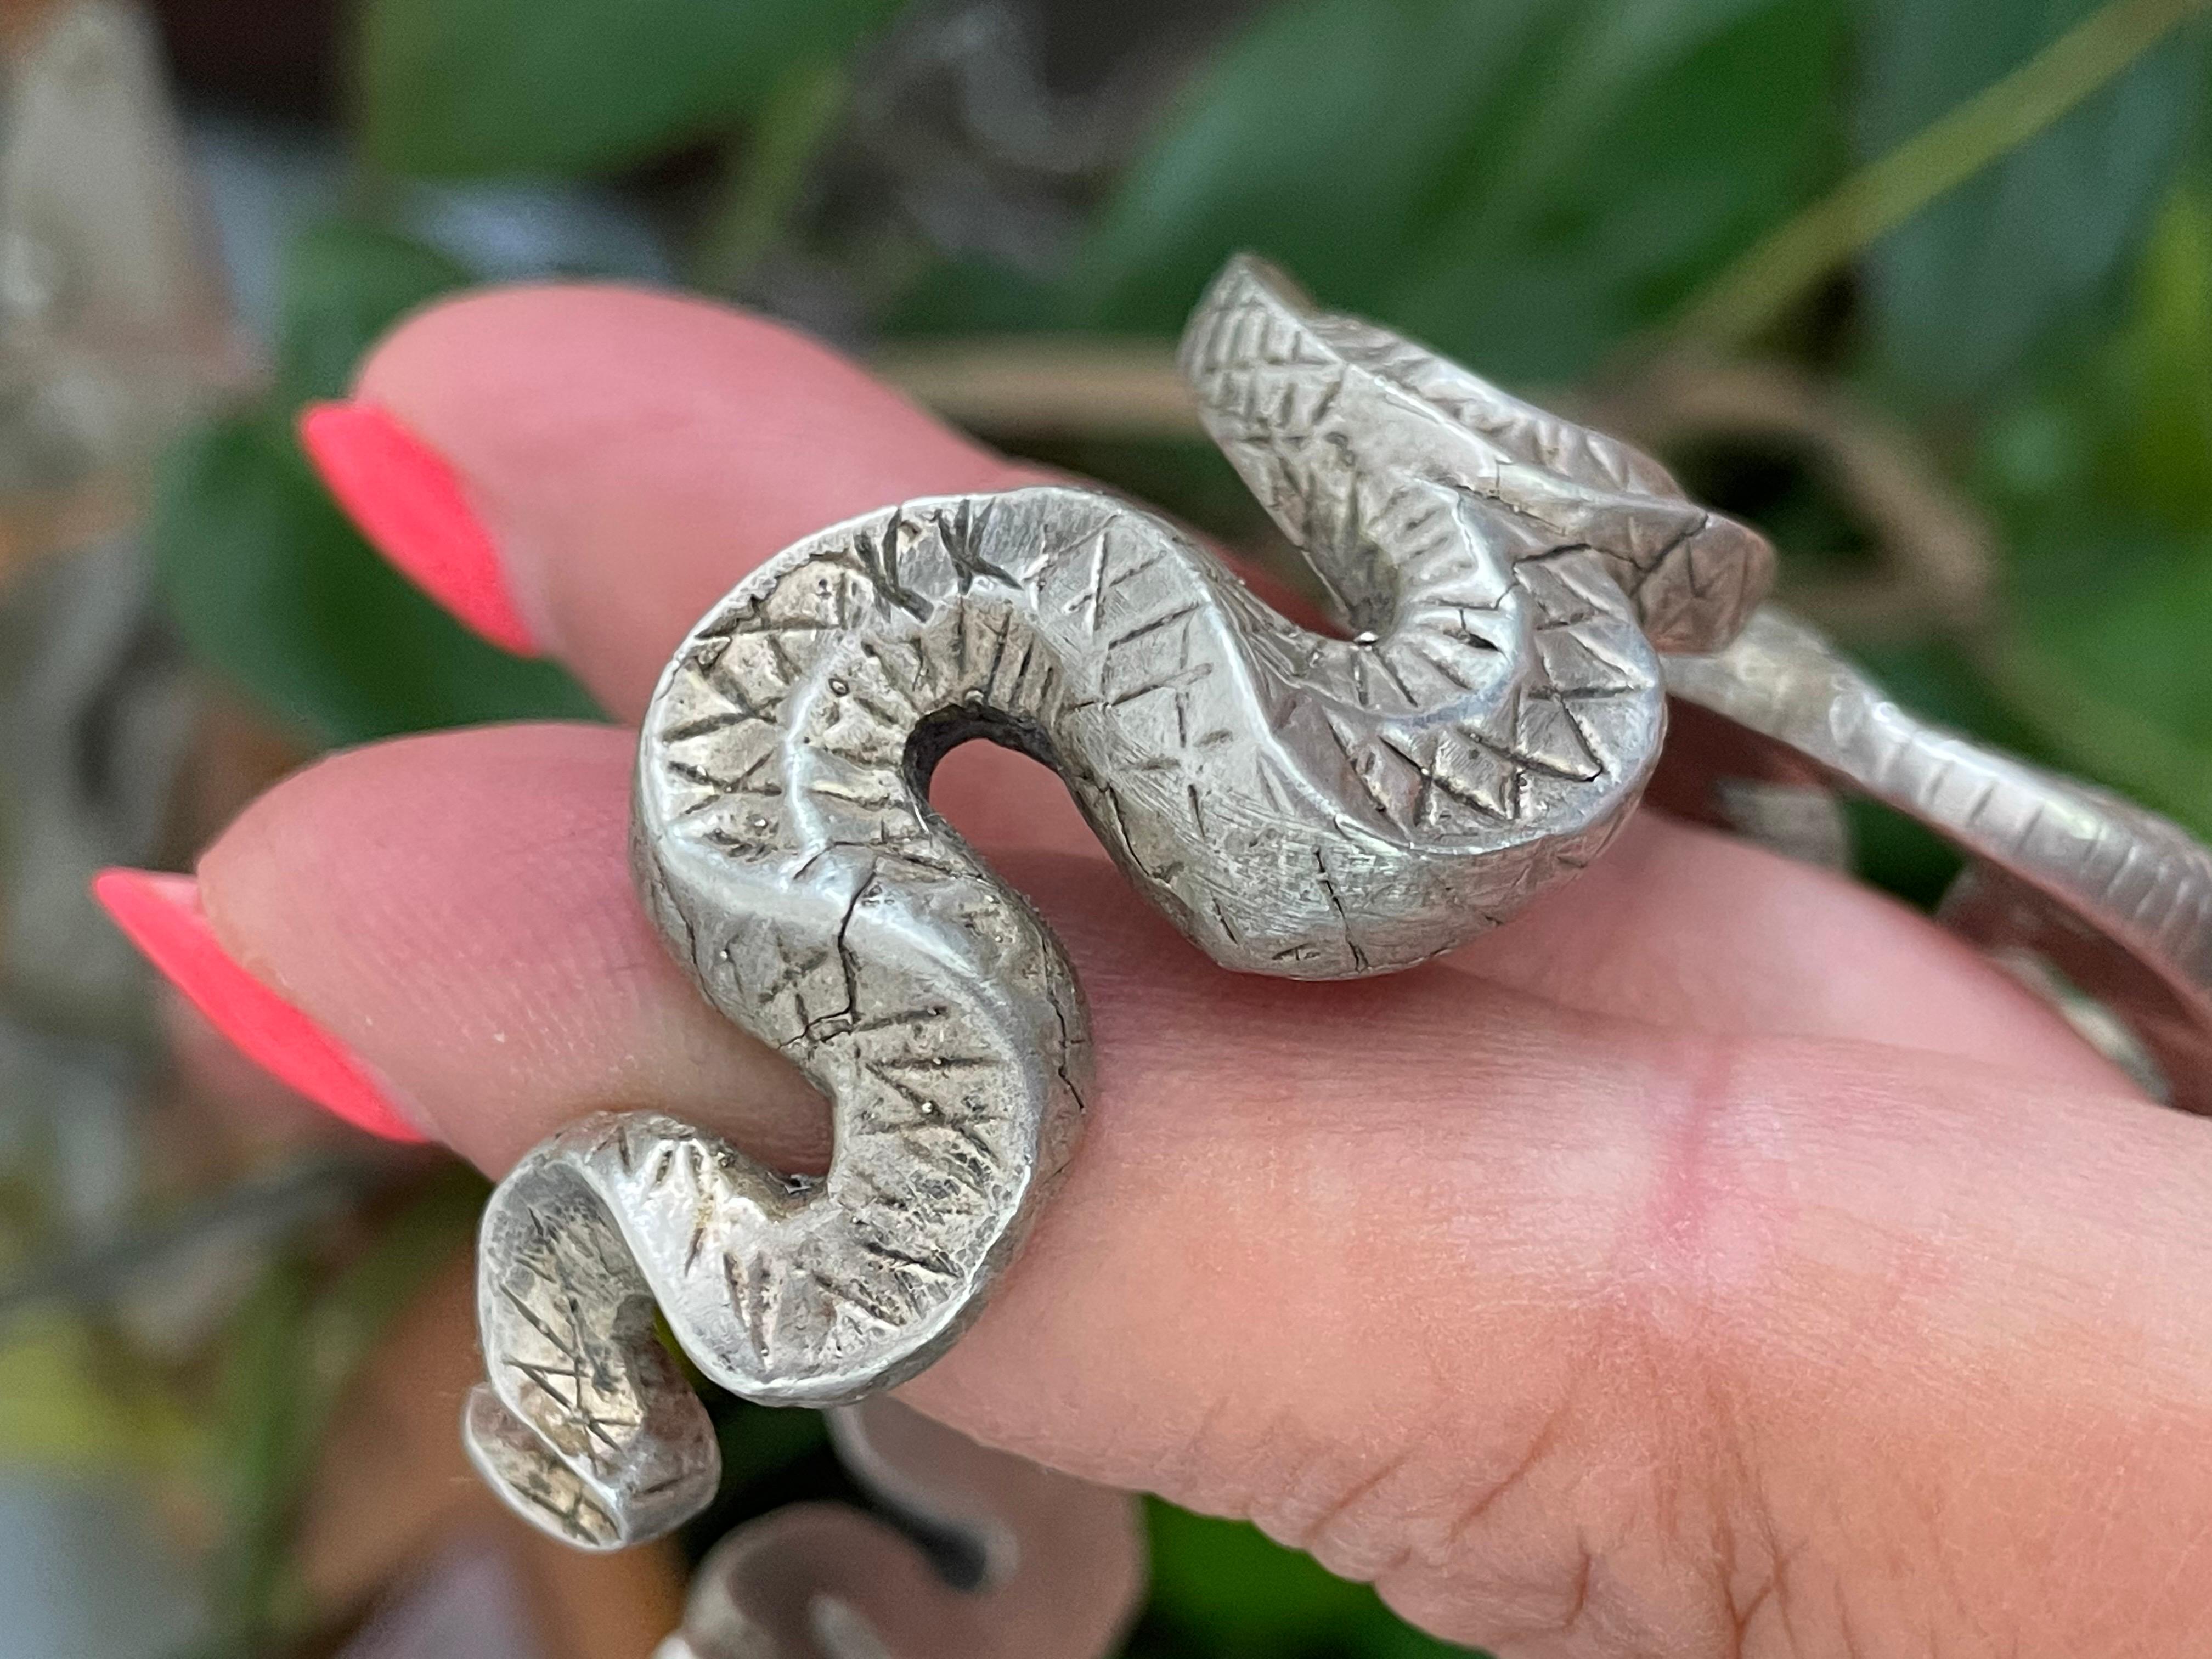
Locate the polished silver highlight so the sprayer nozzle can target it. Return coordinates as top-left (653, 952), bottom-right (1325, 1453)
top-left (654, 1397), bottom-right (1145, 1659)
top-left (1667, 606), bottom-right (2212, 1112)
top-left (466, 253), bottom-right (1776, 1548)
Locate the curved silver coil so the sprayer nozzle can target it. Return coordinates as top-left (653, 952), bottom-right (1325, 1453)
top-left (1663, 605), bottom-right (2212, 1113)
top-left (652, 1398), bottom-right (1144, 1659)
top-left (465, 253), bottom-right (1775, 1548)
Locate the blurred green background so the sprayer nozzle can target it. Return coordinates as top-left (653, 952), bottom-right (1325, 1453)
top-left (2, 0), bottom-right (2209, 1654)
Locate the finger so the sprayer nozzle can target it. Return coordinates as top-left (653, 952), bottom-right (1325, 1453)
top-left (309, 290), bottom-right (1330, 711)
top-left (129, 722), bottom-right (2212, 1653)
top-left (139, 721), bottom-right (2119, 1168)
top-left (1450, 807), bottom-right (2129, 1091)
top-left (300, 288), bottom-right (1125, 865)
top-left (301, 284), bottom-right (1341, 866)
top-left (163, 723), bottom-right (830, 1169)
top-left (296, 286), bottom-right (2122, 1079)
top-left (305, 285), bottom-right (1036, 718)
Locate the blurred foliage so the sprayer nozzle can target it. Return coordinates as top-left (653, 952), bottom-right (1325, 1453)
top-left (1132, 1502), bottom-right (1469, 1658)
top-left (354, 0), bottom-right (903, 177)
top-left (0, 1158), bottom-right (481, 1659)
top-left (1076, 0), bottom-right (1845, 382)
top-left (2101, 189), bottom-right (2212, 526)
top-left (150, 222), bottom-right (597, 746)
top-left (132, 0), bottom-right (2212, 1652)
top-left (192, 1165), bottom-right (485, 1655)
top-left (0, 1312), bottom-right (196, 1470)
top-left (1854, 0), bottom-right (2199, 398)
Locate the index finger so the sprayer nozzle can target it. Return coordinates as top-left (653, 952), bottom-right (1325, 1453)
top-left (296, 285), bottom-right (2125, 1082)
top-left (315, 284), bottom-right (1039, 719)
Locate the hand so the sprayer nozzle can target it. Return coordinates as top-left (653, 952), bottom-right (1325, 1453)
top-left (101, 287), bottom-right (2212, 1657)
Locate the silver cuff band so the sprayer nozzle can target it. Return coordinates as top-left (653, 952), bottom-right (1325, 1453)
top-left (1663, 606), bottom-right (2212, 1114)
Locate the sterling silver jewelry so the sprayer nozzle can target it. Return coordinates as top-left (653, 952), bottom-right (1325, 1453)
top-left (1664, 606), bottom-right (2212, 1113)
top-left (462, 253), bottom-right (1775, 1549)
top-left (654, 1397), bottom-right (1146, 1659)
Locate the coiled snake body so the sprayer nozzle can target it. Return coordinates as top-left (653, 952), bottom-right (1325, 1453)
top-left (465, 257), bottom-right (1774, 1548)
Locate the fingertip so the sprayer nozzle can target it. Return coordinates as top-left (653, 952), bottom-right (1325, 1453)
top-left (297, 399), bottom-right (541, 657)
top-left (340, 283), bottom-right (1031, 716)
top-left (91, 866), bottom-right (430, 1143)
top-left (188, 724), bottom-right (833, 1175)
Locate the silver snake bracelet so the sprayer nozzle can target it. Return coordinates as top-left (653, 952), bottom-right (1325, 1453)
top-left (1662, 607), bottom-right (2212, 1115)
top-left (462, 253), bottom-right (2212, 1578)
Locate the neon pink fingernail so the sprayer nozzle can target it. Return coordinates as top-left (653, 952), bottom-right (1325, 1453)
top-left (298, 400), bottom-right (538, 657)
top-left (92, 868), bottom-right (427, 1143)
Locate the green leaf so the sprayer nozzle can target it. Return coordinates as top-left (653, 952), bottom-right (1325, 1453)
top-left (1079, 0), bottom-right (1549, 335)
top-left (151, 220), bottom-right (599, 744)
top-left (0, 1313), bottom-right (195, 1470)
top-left (1959, 182), bottom-right (2212, 840)
top-left (882, 257), bottom-right (1077, 338)
top-left (1853, 0), bottom-right (2202, 399)
top-left (206, 1251), bottom-right (313, 1647)
top-left (151, 414), bottom-right (598, 746)
top-left (1079, 0), bottom-right (1842, 382)
top-left (1353, 1607), bottom-right (1489, 1657)
top-left (2002, 527), bottom-right (2212, 834)
top-left (690, 58), bottom-right (854, 293)
top-left (2097, 187), bottom-right (2212, 527)
top-left (1142, 1501), bottom-right (1483, 1655)
top-left (712, 1398), bottom-right (828, 1487)
top-left (201, 1170), bottom-right (483, 1652)
top-left (1385, 0), bottom-right (1845, 380)
top-left (357, 0), bottom-right (906, 179)
top-left (1144, 1500), bottom-right (1369, 1651)
top-left (273, 220), bottom-right (475, 408)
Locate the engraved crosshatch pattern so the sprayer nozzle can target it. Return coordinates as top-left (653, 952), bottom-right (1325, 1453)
top-left (465, 255), bottom-right (1779, 1549)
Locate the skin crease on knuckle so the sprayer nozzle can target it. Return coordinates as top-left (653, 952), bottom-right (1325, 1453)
top-left (1023, 1019), bottom-right (2212, 1659)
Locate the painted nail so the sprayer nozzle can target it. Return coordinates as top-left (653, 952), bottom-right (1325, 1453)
top-left (92, 869), bottom-right (427, 1143)
top-left (298, 400), bottom-right (539, 656)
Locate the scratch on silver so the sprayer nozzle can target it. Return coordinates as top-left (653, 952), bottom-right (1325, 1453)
top-left (463, 253), bottom-right (1775, 1549)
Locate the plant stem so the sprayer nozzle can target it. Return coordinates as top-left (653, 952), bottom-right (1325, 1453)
top-left (1674, 0), bottom-right (2209, 350)
top-left (690, 59), bottom-right (850, 295)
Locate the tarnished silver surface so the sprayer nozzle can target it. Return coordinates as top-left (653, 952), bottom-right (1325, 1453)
top-left (1666, 606), bottom-right (2212, 1113)
top-left (653, 1397), bottom-right (1144, 1659)
top-left (465, 253), bottom-right (1775, 1548)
